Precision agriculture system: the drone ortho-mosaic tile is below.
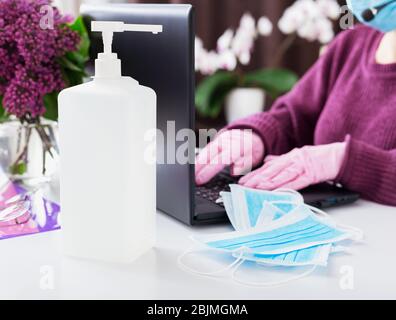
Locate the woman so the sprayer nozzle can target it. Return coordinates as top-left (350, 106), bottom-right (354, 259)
top-left (195, 0), bottom-right (396, 206)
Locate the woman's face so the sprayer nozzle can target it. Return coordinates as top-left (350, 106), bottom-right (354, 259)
top-left (347, 0), bottom-right (396, 32)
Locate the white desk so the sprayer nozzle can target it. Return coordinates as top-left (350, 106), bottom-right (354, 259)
top-left (0, 199), bottom-right (395, 300)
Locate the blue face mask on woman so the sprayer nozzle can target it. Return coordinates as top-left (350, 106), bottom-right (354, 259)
top-left (347, 0), bottom-right (396, 32)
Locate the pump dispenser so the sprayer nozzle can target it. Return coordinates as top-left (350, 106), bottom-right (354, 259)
top-left (92, 22), bottom-right (162, 78)
top-left (58, 21), bottom-right (162, 263)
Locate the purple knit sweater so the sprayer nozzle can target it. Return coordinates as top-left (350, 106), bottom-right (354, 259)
top-left (228, 26), bottom-right (396, 206)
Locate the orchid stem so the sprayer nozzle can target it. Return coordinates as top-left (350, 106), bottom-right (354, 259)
top-left (270, 33), bottom-right (297, 68)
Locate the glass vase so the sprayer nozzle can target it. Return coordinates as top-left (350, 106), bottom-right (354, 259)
top-left (0, 119), bottom-right (59, 186)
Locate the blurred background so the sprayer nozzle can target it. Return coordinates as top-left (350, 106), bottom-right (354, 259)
top-left (131, 0), bottom-right (347, 76)
top-left (0, 0), bottom-right (354, 187)
top-left (57, 0), bottom-right (347, 75)
top-left (55, 0), bottom-right (350, 128)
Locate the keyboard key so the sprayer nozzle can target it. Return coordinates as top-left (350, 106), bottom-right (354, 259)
top-left (196, 173), bottom-right (238, 205)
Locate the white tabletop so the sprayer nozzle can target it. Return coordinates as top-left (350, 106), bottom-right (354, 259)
top-left (0, 198), bottom-right (395, 300)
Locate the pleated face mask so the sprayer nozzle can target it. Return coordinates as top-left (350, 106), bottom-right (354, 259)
top-left (224, 184), bottom-right (304, 230)
top-left (178, 204), bottom-right (363, 286)
top-left (192, 204), bottom-right (362, 256)
top-left (228, 243), bottom-right (336, 287)
top-left (180, 185), bottom-right (363, 287)
top-left (236, 244), bottom-right (333, 267)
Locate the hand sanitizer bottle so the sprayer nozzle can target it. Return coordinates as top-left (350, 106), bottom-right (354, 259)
top-left (58, 21), bottom-right (162, 263)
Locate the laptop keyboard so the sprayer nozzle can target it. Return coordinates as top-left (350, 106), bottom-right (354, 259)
top-left (196, 173), bottom-right (238, 205)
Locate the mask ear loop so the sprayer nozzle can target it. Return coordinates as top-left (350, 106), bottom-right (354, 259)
top-left (231, 261), bottom-right (317, 287)
top-left (305, 204), bottom-right (330, 219)
top-left (177, 246), bottom-right (246, 277)
top-left (305, 204), bottom-right (364, 241)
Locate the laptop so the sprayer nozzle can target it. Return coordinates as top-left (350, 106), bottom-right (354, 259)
top-left (81, 4), bottom-right (359, 226)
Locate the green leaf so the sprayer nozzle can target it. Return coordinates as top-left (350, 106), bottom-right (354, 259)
top-left (58, 56), bottom-right (85, 73)
top-left (43, 92), bottom-right (59, 121)
top-left (11, 162), bottom-right (27, 175)
top-left (243, 68), bottom-right (299, 99)
top-left (207, 86), bottom-right (238, 119)
top-left (66, 50), bottom-right (88, 67)
top-left (69, 16), bottom-right (90, 59)
top-left (62, 67), bottom-right (84, 88)
top-left (0, 96), bottom-right (5, 117)
top-left (0, 96), bottom-right (9, 123)
top-left (195, 72), bottom-right (239, 118)
top-left (58, 16), bottom-right (90, 89)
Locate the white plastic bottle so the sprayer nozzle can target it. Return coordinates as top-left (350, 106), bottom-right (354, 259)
top-left (58, 21), bottom-right (162, 263)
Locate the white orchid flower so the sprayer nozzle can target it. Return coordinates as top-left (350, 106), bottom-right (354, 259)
top-left (218, 50), bottom-right (237, 71)
top-left (240, 13), bottom-right (256, 33)
top-left (194, 11), bottom-right (275, 74)
top-left (317, 0), bottom-right (341, 20)
top-left (279, 0), bottom-right (338, 44)
top-left (257, 16), bottom-right (273, 36)
top-left (217, 29), bottom-right (234, 53)
top-left (239, 51), bottom-right (251, 65)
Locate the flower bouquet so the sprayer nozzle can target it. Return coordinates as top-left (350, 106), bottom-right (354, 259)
top-left (0, 0), bottom-right (89, 183)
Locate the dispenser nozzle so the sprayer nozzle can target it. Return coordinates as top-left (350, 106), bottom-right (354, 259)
top-left (92, 21), bottom-right (163, 35)
top-left (91, 21), bottom-right (163, 78)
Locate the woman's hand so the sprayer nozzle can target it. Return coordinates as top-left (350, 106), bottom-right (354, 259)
top-left (239, 142), bottom-right (347, 190)
top-left (195, 129), bottom-right (265, 185)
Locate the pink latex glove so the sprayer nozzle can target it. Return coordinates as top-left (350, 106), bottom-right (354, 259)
top-left (195, 129), bottom-right (265, 185)
top-left (239, 142), bottom-right (347, 190)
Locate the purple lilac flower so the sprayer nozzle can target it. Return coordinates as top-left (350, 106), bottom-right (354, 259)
top-left (0, 0), bottom-right (80, 118)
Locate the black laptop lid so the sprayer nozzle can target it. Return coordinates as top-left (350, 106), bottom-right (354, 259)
top-left (81, 4), bottom-right (195, 224)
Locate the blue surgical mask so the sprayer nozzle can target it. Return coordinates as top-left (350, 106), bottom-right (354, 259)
top-left (179, 188), bottom-right (363, 287)
top-left (220, 189), bottom-right (333, 269)
top-left (228, 184), bottom-right (303, 229)
top-left (237, 244), bottom-right (332, 267)
top-left (229, 243), bottom-right (334, 287)
top-left (220, 189), bottom-right (343, 267)
top-left (220, 192), bottom-right (288, 230)
top-left (219, 191), bottom-right (238, 230)
top-left (347, 0), bottom-right (396, 32)
top-left (193, 205), bottom-right (361, 255)
top-left (256, 201), bottom-right (287, 225)
top-left (179, 205), bottom-right (362, 286)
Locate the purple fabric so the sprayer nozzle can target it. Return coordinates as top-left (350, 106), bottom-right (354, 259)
top-left (227, 25), bottom-right (396, 206)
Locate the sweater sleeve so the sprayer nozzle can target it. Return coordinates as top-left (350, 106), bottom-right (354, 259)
top-left (227, 31), bottom-right (347, 156)
top-left (336, 137), bottom-right (396, 206)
